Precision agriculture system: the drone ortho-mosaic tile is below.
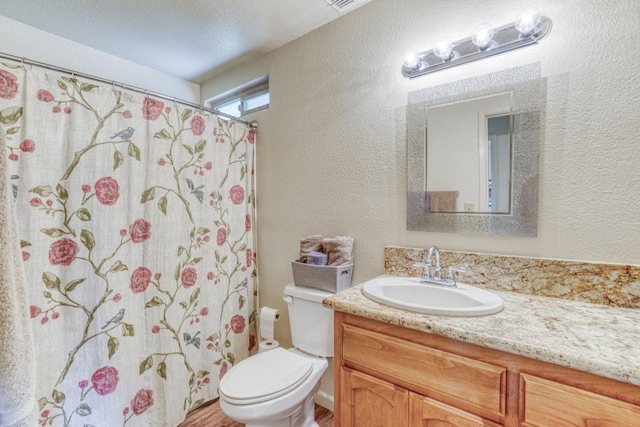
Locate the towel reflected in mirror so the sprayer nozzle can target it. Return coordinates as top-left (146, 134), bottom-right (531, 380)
top-left (426, 191), bottom-right (457, 212)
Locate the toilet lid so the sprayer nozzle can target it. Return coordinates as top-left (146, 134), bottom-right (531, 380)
top-left (219, 348), bottom-right (313, 405)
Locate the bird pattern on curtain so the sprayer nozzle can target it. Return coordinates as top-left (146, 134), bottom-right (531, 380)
top-left (0, 62), bottom-right (257, 426)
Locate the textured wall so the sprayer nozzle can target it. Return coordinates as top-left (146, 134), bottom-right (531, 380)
top-left (0, 16), bottom-right (200, 102)
top-left (201, 0), bottom-right (640, 350)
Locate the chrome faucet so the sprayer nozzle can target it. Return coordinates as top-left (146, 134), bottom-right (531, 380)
top-left (417, 246), bottom-right (466, 287)
top-left (425, 246), bottom-right (442, 281)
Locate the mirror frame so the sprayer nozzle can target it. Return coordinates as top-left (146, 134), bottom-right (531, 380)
top-left (407, 63), bottom-right (542, 237)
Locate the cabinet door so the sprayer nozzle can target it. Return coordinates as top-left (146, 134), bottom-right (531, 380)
top-left (409, 392), bottom-right (503, 427)
top-left (340, 367), bottom-right (409, 427)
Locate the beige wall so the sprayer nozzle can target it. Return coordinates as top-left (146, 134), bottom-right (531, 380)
top-left (201, 0), bottom-right (640, 349)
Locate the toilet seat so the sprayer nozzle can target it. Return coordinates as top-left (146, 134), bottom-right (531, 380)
top-left (219, 348), bottom-right (313, 405)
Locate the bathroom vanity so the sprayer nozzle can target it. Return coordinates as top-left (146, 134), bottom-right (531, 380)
top-left (324, 279), bottom-right (640, 426)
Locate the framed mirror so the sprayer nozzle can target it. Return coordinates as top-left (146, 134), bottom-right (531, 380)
top-left (407, 63), bottom-right (542, 236)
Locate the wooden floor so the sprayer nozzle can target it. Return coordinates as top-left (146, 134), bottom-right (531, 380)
top-left (180, 399), bottom-right (333, 426)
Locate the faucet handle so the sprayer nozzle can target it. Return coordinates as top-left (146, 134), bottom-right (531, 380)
top-left (445, 266), bottom-right (466, 281)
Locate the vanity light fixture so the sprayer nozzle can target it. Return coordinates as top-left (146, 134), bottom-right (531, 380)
top-left (402, 7), bottom-right (552, 78)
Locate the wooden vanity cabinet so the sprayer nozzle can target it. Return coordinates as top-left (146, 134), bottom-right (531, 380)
top-left (334, 312), bottom-right (640, 427)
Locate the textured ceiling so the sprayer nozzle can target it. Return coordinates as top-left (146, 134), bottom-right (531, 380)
top-left (0, 0), bottom-right (372, 83)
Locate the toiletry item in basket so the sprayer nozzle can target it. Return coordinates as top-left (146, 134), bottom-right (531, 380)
top-left (306, 251), bottom-right (328, 266)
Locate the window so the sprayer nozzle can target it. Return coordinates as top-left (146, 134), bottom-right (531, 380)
top-left (208, 77), bottom-right (269, 118)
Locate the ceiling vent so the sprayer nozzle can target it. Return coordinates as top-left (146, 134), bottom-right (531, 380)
top-left (325, 0), bottom-right (369, 13)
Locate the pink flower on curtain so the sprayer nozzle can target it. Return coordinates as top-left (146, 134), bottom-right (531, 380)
top-left (246, 249), bottom-right (252, 267)
top-left (248, 129), bottom-right (256, 144)
top-left (37, 89), bottom-right (54, 102)
top-left (230, 314), bottom-right (245, 334)
top-left (0, 69), bottom-right (19, 99)
top-left (81, 185), bottom-right (91, 193)
top-left (199, 307), bottom-right (208, 316)
top-left (204, 161), bottom-right (212, 170)
top-left (94, 177), bottom-right (120, 205)
top-left (48, 238), bottom-right (79, 266)
top-left (181, 267), bottom-right (197, 289)
top-left (191, 115), bottom-right (205, 136)
top-left (229, 185), bottom-right (244, 205)
top-left (52, 106), bottom-right (61, 113)
top-left (30, 305), bottom-right (41, 318)
top-left (91, 366), bottom-right (120, 396)
top-left (131, 389), bottom-right (155, 415)
top-left (29, 198), bottom-right (41, 207)
top-left (22, 251), bottom-right (30, 261)
top-left (216, 228), bottom-right (227, 246)
top-left (142, 97), bottom-right (164, 120)
top-left (130, 267), bottom-right (152, 293)
top-left (122, 110), bottom-right (132, 118)
top-left (19, 139), bottom-right (35, 152)
top-left (129, 218), bottom-right (151, 243)
top-left (78, 380), bottom-right (89, 389)
top-left (245, 214), bottom-right (251, 232)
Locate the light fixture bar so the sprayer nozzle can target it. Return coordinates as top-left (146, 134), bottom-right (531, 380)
top-left (402, 16), bottom-right (552, 79)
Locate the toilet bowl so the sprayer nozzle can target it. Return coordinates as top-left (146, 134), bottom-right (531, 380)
top-left (219, 347), bottom-right (328, 427)
top-left (218, 284), bottom-right (334, 427)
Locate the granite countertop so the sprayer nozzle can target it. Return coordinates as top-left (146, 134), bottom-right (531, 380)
top-left (323, 276), bottom-right (640, 387)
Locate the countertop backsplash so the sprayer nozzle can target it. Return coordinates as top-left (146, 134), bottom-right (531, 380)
top-left (384, 246), bottom-right (640, 309)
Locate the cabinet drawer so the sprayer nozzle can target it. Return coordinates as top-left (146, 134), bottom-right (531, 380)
top-left (342, 324), bottom-right (506, 421)
top-left (520, 373), bottom-right (640, 426)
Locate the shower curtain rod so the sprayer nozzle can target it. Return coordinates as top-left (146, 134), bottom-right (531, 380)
top-left (0, 51), bottom-right (257, 129)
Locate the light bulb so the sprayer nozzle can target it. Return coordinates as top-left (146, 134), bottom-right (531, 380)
top-left (433, 38), bottom-right (453, 61)
top-left (404, 52), bottom-right (420, 69)
top-left (472, 23), bottom-right (495, 50)
top-left (515, 7), bottom-right (541, 36)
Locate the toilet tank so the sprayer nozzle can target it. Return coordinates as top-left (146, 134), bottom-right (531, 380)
top-left (283, 284), bottom-right (334, 357)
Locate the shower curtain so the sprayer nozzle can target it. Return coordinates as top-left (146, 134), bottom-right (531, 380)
top-left (0, 62), bottom-right (257, 426)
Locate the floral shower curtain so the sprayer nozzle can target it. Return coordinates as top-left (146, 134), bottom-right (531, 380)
top-left (0, 62), bottom-right (257, 426)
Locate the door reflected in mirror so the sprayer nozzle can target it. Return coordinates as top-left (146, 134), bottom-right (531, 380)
top-left (426, 92), bottom-right (512, 214)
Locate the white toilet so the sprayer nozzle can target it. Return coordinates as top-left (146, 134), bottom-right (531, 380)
top-left (218, 284), bottom-right (334, 427)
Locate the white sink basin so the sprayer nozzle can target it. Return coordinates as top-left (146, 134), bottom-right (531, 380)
top-left (362, 276), bottom-right (503, 316)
